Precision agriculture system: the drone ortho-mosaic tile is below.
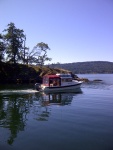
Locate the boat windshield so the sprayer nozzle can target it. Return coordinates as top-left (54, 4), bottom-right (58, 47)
top-left (56, 74), bottom-right (72, 78)
top-left (56, 74), bottom-right (73, 83)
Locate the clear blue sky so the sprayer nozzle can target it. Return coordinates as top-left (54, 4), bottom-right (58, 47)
top-left (0, 0), bottom-right (113, 64)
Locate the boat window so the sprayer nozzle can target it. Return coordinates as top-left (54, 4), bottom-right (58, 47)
top-left (66, 78), bottom-right (72, 82)
top-left (57, 74), bottom-right (72, 78)
top-left (61, 79), bottom-right (65, 82)
top-left (43, 77), bottom-right (49, 84)
top-left (49, 78), bottom-right (61, 86)
top-left (62, 78), bottom-right (72, 82)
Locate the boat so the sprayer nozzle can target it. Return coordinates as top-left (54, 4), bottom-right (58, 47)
top-left (35, 74), bottom-right (82, 92)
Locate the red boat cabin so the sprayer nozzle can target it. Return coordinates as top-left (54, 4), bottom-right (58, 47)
top-left (43, 75), bottom-right (61, 87)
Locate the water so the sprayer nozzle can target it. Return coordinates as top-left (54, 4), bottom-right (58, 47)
top-left (0, 74), bottom-right (113, 150)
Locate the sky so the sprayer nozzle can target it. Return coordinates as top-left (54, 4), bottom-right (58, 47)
top-left (0, 0), bottom-right (113, 64)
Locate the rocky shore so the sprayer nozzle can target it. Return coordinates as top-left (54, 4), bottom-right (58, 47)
top-left (0, 62), bottom-right (102, 84)
top-left (0, 62), bottom-right (74, 84)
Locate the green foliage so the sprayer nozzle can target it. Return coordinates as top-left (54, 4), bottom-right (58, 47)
top-left (0, 34), bottom-right (5, 62)
top-left (0, 23), bottom-right (51, 66)
top-left (28, 42), bottom-right (52, 65)
top-left (3, 22), bottom-right (26, 64)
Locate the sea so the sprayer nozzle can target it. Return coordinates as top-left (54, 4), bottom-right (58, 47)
top-left (0, 74), bottom-right (113, 150)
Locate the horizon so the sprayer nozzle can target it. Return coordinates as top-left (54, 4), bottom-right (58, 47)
top-left (47, 60), bottom-right (113, 65)
top-left (0, 0), bottom-right (113, 64)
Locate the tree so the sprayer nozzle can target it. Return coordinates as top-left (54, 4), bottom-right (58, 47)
top-left (3, 22), bottom-right (26, 64)
top-left (0, 34), bottom-right (5, 62)
top-left (28, 42), bottom-right (52, 65)
top-left (19, 35), bottom-right (29, 64)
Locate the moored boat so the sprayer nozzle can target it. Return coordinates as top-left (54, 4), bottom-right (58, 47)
top-left (35, 74), bottom-right (82, 92)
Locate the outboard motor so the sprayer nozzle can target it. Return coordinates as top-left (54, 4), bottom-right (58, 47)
top-left (35, 83), bottom-right (41, 91)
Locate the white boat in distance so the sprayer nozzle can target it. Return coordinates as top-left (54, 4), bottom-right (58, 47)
top-left (35, 74), bottom-right (82, 93)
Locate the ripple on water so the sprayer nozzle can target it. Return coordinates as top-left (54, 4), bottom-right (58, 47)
top-left (81, 81), bottom-right (113, 91)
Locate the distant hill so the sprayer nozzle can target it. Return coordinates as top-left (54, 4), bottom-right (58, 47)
top-left (47, 61), bottom-right (113, 74)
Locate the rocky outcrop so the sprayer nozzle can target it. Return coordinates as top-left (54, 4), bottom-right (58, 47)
top-left (75, 77), bottom-right (89, 82)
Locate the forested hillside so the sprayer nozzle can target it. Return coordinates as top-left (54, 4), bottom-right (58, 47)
top-left (48, 61), bottom-right (113, 74)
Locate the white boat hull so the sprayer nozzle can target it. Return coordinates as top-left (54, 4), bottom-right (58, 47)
top-left (41, 82), bottom-right (82, 93)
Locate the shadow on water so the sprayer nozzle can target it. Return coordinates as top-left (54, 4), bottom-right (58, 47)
top-left (0, 87), bottom-right (82, 146)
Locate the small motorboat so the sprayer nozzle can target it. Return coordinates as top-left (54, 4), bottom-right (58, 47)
top-left (35, 74), bottom-right (82, 92)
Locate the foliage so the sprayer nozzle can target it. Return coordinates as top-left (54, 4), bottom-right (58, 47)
top-left (28, 42), bottom-right (52, 65)
top-left (3, 22), bottom-right (26, 64)
top-left (0, 22), bottom-right (51, 66)
top-left (0, 22), bottom-right (64, 84)
top-left (0, 34), bottom-right (5, 62)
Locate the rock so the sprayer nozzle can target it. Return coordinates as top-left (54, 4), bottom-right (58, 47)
top-left (93, 79), bottom-right (103, 82)
top-left (75, 78), bottom-right (89, 82)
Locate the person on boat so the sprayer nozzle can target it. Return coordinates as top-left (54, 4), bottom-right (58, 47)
top-left (53, 80), bottom-right (57, 86)
top-left (49, 79), bottom-right (53, 86)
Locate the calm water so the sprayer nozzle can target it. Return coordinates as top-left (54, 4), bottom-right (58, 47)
top-left (0, 74), bottom-right (113, 150)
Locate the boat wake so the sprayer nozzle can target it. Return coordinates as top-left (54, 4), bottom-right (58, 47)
top-left (81, 81), bottom-right (113, 91)
top-left (0, 89), bottom-right (39, 95)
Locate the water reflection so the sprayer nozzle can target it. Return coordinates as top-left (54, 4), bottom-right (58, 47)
top-left (41, 92), bottom-right (75, 106)
top-left (0, 89), bottom-right (82, 145)
top-left (0, 93), bottom-right (34, 145)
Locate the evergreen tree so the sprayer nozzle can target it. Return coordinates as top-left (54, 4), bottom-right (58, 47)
top-left (0, 34), bottom-right (5, 62)
top-left (3, 22), bottom-right (26, 64)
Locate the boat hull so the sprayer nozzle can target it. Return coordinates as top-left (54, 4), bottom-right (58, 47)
top-left (41, 83), bottom-right (82, 93)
